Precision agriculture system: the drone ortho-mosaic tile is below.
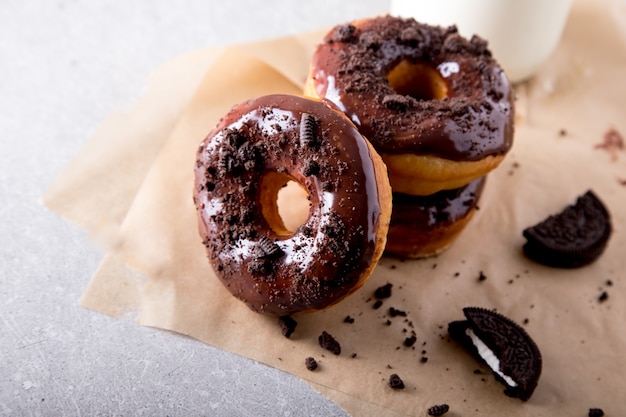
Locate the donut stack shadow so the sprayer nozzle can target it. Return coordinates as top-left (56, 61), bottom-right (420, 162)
top-left (304, 15), bottom-right (515, 259)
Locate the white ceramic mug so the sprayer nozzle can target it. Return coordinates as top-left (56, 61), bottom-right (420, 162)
top-left (390, 0), bottom-right (573, 83)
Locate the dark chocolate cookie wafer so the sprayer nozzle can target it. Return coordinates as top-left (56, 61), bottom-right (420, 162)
top-left (448, 307), bottom-right (542, 401)
top-left (522, 190), bottom-right (612, 268)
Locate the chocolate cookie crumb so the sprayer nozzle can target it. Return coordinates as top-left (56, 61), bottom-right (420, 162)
top-left (305, 357), bottom-right (318, 371)
top-left (420, 356), bottom-right (429, 363)
top-left (299, 113), bottom-right (321, 148)
top-left (373, 300), bottom-right (383, 309)
top-left (303, 159), bottom-right (320, 177)
top-left (478, 271), bottom-right (487, 281)
top-left (389, 307), bottom-right (407, 317)
top-left (588, 408), bottom-right (604, 417)
top-left (388, 373), bottom-right (405, 389)
top-left (382, 94), bottom-right (415, 111)
top-left (404, 335), bottom-right (417, 347)
top-left (318, 331), bottom-right (341, 355)
top-left (330, 24), bottom-right (356, 43)
top-left (278, 316), bottom-right (297, 338)
top-left (344, 315), bottom-right (355, 323)
top-left (427, 403), bottom-right (450, 416)
top-left (598, 291), bottom-right (609, 303)
top-left (374, 283), bottom-right (393, 299)
top-left (351, 353), bottom-right (357, 358)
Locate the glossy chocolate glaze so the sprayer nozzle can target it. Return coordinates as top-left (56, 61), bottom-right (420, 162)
top-left (386, 177), bottom-right (485, 257)
top-left (194, 94), bottom-right (383, 315)
top-left (390, 177), bottom-right (485, 230)
top-left (310, 16), bottom-right (514, 161)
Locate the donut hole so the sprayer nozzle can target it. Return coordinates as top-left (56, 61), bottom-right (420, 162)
top-left (260, 172), bottom-right (310, 235)
top-left (387, 60), bottom-right (448, 101)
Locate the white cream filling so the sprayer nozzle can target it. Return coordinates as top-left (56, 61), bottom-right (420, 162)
top-left (437, 61), bottom-right (460, 78)
top-left (465, 328), bottom-right (518, 387)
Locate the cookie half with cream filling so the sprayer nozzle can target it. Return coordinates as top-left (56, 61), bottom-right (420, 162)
top-left (448, 307), bottom-right (542, 401)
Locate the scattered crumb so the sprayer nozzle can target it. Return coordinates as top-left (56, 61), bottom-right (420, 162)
top-left (351, 353), bottom-right (357, 358)
top-left (305, 357), bottom-right (318, 371)
top-left (588, 408), bottom-right (605, 417)
top-left (605, 279), bottom-right (613, 286)
top-left (388, 373), bottom-right (405, 389)
top-left (389, 307), bottom-right (407, 317)
top-left (523, 318), bottom-right (529, 325)
top-left (559, 128), bottom-right (568, 136)
top-left (373, 300), bottom-right (383, 309)
top-left (278, 316), bottom-right (297, 338)
top-left (420, 356), bottom-right (428, 363)
top-left (598, 291), bottom-right (609, 303)
top-left (404, 335), bottom-right (417, 347)
top-left (374, 283), bottom-right (393, 299)
top-left (478, 271), bottom-right (487, 282)
top-left (318, 331), bottom-right (341, 355)
top-left (427, 403), bottom-right (450, 416)
top-left (343, 315), bottom-right (355, 324)
top-left (453, 272), bottom-right (460, 277)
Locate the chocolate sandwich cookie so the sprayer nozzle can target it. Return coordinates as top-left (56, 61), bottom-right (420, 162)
top-left (448, 307), bottom-right (542, 401)
top-left (522, 190), bottom-right (612, 268)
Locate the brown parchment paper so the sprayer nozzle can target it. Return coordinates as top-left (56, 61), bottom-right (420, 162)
top-left (44, 0), bottom-right (626, 415)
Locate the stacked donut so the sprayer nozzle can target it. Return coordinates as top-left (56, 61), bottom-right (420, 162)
top-left (304, 16), bottom-right (514, 258)
top-left (193, 16), bottom-right (514, 315)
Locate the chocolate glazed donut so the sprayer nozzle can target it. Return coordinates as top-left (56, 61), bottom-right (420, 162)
top-left (194, 94), bottom-right (392, 315)
top-left (305, 16), bottom-right (514, 195)
top-left (386, 177), bottom-right (486, 258)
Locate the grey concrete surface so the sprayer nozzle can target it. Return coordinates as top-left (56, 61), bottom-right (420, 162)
top-left (0, 1), bottom-right (388, 415)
